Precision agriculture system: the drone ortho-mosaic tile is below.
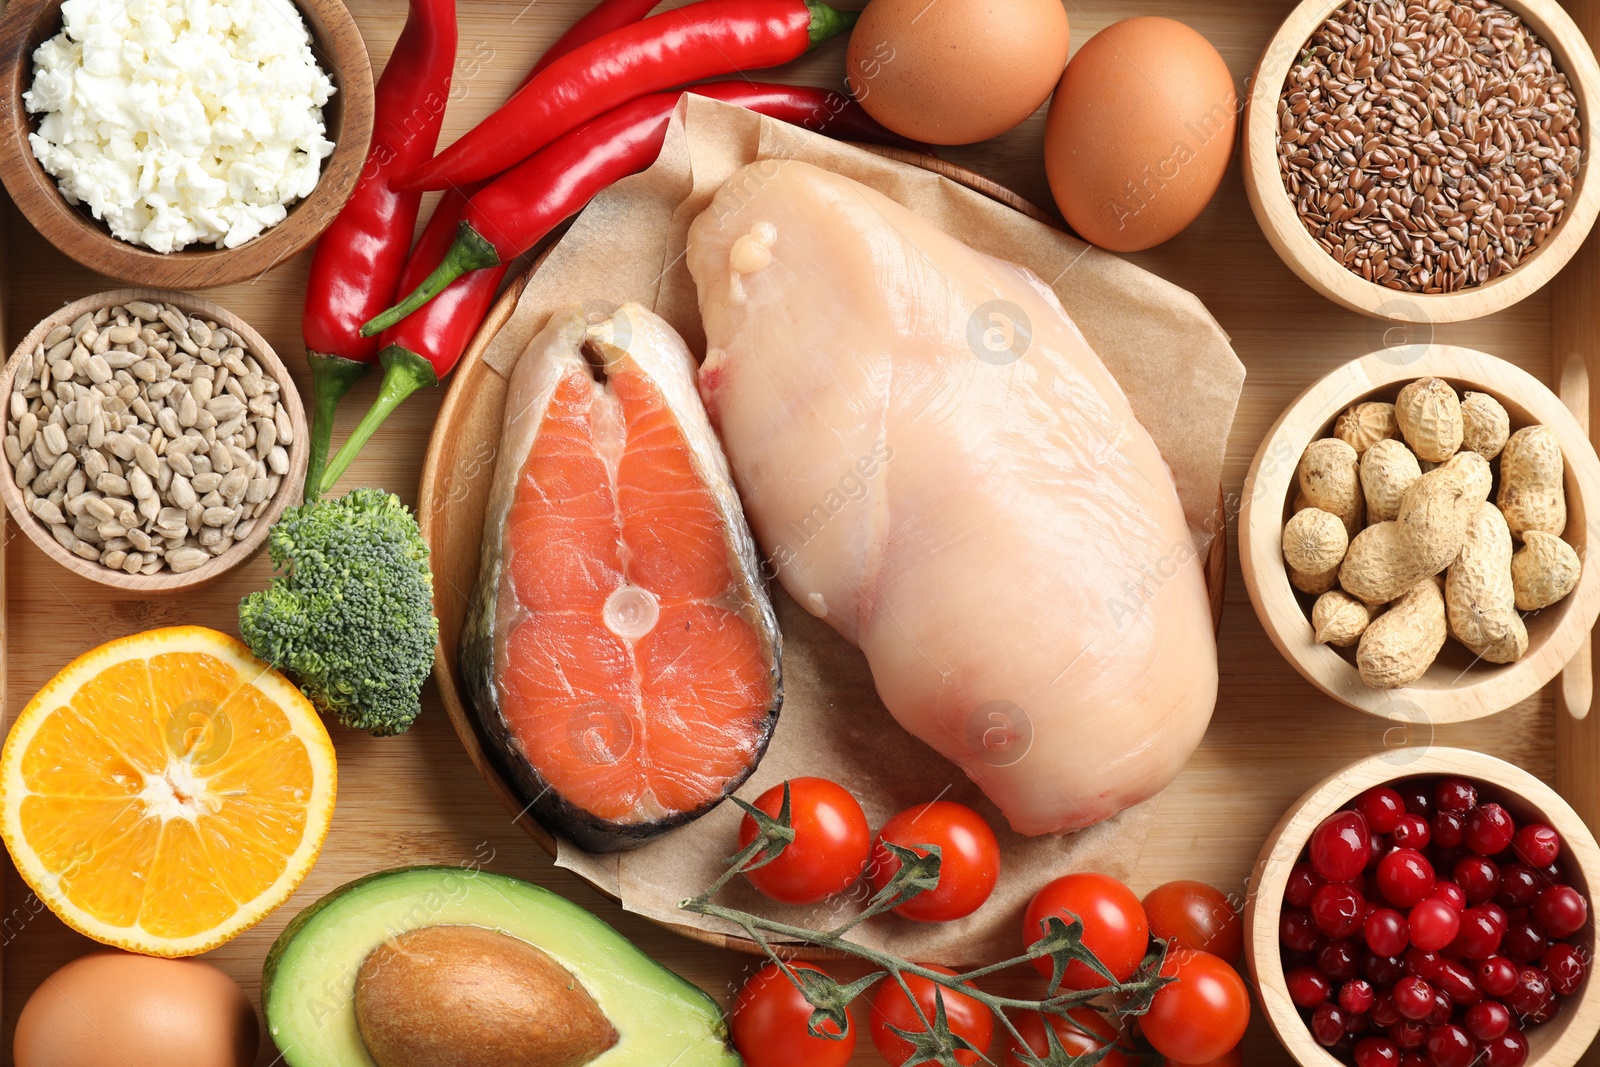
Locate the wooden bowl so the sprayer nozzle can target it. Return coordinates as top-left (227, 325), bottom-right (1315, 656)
top-left (0, 288), bottom-right (309, 591)
top-left (1245, 748), bottom-right (1600, 1066)
top-left (1241, 346), bottom-right (1600, 722)
top-left (1242, 0), bottom-right (1600, 323)
top-left (0, 0), bottom-right (373, 289)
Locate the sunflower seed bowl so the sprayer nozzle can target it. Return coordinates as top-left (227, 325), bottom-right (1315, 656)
top-left (0, 289), bottom-right (308, 591)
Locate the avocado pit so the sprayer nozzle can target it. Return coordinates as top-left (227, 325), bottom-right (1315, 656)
top-left (354, 924), bottom-right (619, 1067)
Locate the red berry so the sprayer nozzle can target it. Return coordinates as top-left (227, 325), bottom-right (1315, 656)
top-left (1543, 942), bottom-right (1588, 996)
top-left (1454, 856), bottom-right (1501, 904)
top-left (1399, 783), bottom-right (1432, 818)
top-left (1424, 990), bottom-right (1452, 1028)
top-left (1501, 918), bottom-right (1549, 964)
top-left (1479, 901), bottom-right (1509, 932)
top-left (1311, 1002), bottom-right (1347, 1047)
top-left (1477, 955), bottom-right (1519, 998)
top-left (1287, 862), bottom-right (1324, 908)
top-left (1389, 1019), bottom-right (1428, 1049)
top-left (1312, 883), bottom-right (1367, 938)
top-left (1358, 787), bottom-right (1407, 834)
top-left (1435, 778), bottom-right (1477, 814)
top-left (1371, 990), bottom-right (1401, 1027)
top-left (1408, 898), bottom-right (1461, 952)
top-left (1430, 880), bottom-right (1466, 912)
top-left (1451, 906), bottom-right (1504, 959)
top-left (1378, 849), bottom-right (1436, 909)
top-left (1318, 938), bottom-right (1361, 981)
top-left (1512, 824), bottom-right (1561, 869)
top-left (1354, 1036), bottom-right (1400, 1067)
top-left (1288, 963), bottom-right (1332, 1008)
top-left (1464, 999), bottom-right (1511, 1042)
top-left (1482, 1030), bottom-right (1529, 1067)
top-left (1365, 907), bottom-right (1410, 957)
top-left (1390, 814), bottom-right (1431, 850)
top-left (1424, 1023), bottom-right (1474, 1067)
top-left (1392, 976), bottom-right (1434, 1020)
top-left (1399, 1053), bottom-right (1426, 1067)
top-left (1506, 966), bottom-right (1553, 1016)
top-left (1366, 952), bottom-right (1406, 985)
top-left (1432, 958), bottom-right (1481, 1005)
top-left (1432, 810), bottom-right (1466, 849)
top-left (1465, 803), bottom-right (1515, 856)
top-left (1532, 884), bottom-right (1588, 939)
top-left (1403, 947), bottom-right (1443, 980)
top-left (1496, 864), bottom-right (1545, 907)
top-left (1340, 978), bottom-right (1376, 1015)
top-left (1345, 1011), bottom-right (1371, 1035)
top-left (1368, 832), bottom-right (1388, 870)
top-left (1312, 810), bottom-right (1372, 882)
top-left (1281, 907), bottom-right (1323, 953)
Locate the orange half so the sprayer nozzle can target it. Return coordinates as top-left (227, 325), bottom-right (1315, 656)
top-left (0, 626), bottom-right (336, 956)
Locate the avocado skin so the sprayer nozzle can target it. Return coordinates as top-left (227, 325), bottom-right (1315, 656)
top-left (262, 866), bottom-right (741, 1067)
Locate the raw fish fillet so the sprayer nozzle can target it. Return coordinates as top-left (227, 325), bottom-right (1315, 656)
top-left (686, 160), bottom-right (1216, 835)
top-left (462, 305), bottom-right (782, 853)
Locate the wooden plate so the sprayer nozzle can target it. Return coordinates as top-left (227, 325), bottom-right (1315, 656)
top-left (417, 158), bottom-right (1227, 954)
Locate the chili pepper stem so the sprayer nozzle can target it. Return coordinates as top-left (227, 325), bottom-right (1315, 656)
top-left (303, 353), bottom-right (372, 502)
top-left (805, 0), bottom-right (856, 44)
top-left (316, 346), bottom-right (439, 497)
top-left (360, 223), bottom-right (502, 337)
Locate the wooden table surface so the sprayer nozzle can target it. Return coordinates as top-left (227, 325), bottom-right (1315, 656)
top-left (1, 0), bottom-right (1597, 1064)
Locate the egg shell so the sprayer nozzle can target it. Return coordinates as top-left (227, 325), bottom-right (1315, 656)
top-left (846, 0), bottom-right (1070, 145)
top-left (1044, 16), bottom-right (1237, 251)
top-left (14, 951), bottom-right (258, 1067)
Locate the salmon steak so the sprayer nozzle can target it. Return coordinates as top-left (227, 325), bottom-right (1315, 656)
top-left (462, 304), bottom-right (782, 853)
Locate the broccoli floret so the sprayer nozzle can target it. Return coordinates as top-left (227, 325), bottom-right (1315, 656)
top-left (239, 487), bottom-right (438, 736)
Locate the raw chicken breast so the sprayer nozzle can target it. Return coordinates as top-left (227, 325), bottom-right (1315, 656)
top-left (686, 159), bottom-right (1216, 835)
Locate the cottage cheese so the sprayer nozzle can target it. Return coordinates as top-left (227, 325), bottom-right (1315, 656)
top-left (24, 0), bottom-right (336, 253)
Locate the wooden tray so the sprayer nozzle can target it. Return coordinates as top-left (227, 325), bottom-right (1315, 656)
top-left (3, 0), bottom-right (1600, 1064)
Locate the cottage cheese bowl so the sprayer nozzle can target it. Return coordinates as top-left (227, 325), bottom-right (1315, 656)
top-left (0, 0), bottom-right (373, 287)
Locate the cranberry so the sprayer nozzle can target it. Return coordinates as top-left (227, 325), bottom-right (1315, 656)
top-left (1399, 1053), bottom-right (1426, 1067)
top-left (1424, 990), bottom-right (1452, 1027)
top-left (1464, 802), bottom-right (1515, 856)
top-left (1390, 813), bottom-right (1431, 849)
top-left (1507, 966), bottom-right (1553, 1016)
top-left (1501, 919), bottom-right (1549, 964)
top-left (1365, 907), bottom-right (1410, 957)
top-left (1482, 1030), bottom-right (1529, 1067)
top-left (1288, 963), bottom-right (1332, 1008)
top-left (1432, 810), bottom-right (1466, 849)
top-left (1368, 832), bottom-right (1389, 870)
top-left (1366, 952), bottom-right (1407, 985)
top-left (1312, 810), bottom-right (1373, 882)
top-left (1543, 942), bottom-right (1588, 996)
top-left (1282, 907), bottom-right (1324, 953)
top-left (1451, 907), bottom-right (1504, 959)
top-left (1454, 856), bottom-right (1501, 904)
top-left (1357, 787), bottom-right (1407, 834)
top-left (1287, 861), bottom-right (1324, 908)
top-left (1392, 975), bottom-right (1435, 1020)
top-left (1399, 782), bottom-right (1432, 818)
top-left (1313, 883), bottom-right (1368, 938)
top-left (1532, 884), bottom-right (1588, 939)
top-left (1497, 864), bottom-right (1545, 907)
top-left (1432, 958), bottom-right (1481, 1005)
top-left (1311, 1002), bottom-right (1347, 1047)
top-left (1430, 880), bottom-right (1466, 912)
top-left (1409, 898), bottom-right (1461, 952)
top-left (1378, 849), bottom-right (1436, 909)
top-left (1464, 999), bottom-right (1512, 1042)
top-left (1424, 1023), bottom-right (1474, 1067)
top-left (1479, 901), bottom-right (1509, 933)
top-left (1340, 977), bottom-right (1376, 1015)
top-left (1389, 1019), bottom-right (1428, 1049)
top-left (1318, 938), bottom-right (1361, 981)
top-left (1477, 955), bottom-right (1519, 997)
top-left (1345, 1011), bottom-right (1371, 1035)
top-left (1435, 778), bottom-right (1478, 814)
top-left (1512, 823), bottom-right (1561, 869)
top-left (1371, 991), bottom-right (1401, 1027)
top-left (1404, 946), bottom-right (1443, 980)
top-left (1354, 1036), bottom-right (1401, 1067)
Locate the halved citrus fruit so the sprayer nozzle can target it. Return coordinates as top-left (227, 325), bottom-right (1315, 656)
top-left (0, 626), bottom-right (336, 956)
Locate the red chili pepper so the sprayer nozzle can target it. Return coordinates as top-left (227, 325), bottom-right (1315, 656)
top-left (532, 0), bottom-right (663, 77)
top-left (398, 0), bottom-right (857, 192)
top-left (299, 0), bottom-right (457, 496)
top-left (317, 83), bottom-right (906, 496)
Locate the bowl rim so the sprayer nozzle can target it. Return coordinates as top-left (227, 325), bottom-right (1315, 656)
top-left (1244, 747), bottom-right (1600, 1066)
top-left (1242, 0), bottom-right (1600, 324)
top-left (0, 0), bottom-right (374, 289)
top-left (0, 287), bottom-right (309, 591)
top-left (1239, 345), bottom-right (1600, 722)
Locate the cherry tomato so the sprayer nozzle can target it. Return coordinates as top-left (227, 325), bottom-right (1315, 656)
top-left (1143, 880), bottom-right (1243, 961)
top-left (1023, 873), bottom-right (1149, 988)
top-left (1138, 948), bottom-right (1251, 1065)
top-left (1005, 1007), bottom-right (1130, 1067)
top-left (870, 964), bottom-right (993, 1067)
top-left (869, 802), bottom-right (1000, 922)
top-left (738, 777), bottom-right (871, 905)
top-left (730, 961), bottom-right (855, 1067)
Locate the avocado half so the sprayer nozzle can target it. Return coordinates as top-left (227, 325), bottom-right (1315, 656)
top-left (262, 866), bottom-right (742, 1067)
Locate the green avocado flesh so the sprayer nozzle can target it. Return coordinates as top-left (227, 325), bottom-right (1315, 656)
top-left (262, 866), bottom-right (742, 1067)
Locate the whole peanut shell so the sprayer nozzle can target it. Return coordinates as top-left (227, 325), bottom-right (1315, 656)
top-left (1283, 507), bottom-right (1349, 575)
top-left (1360, 438), bottom-right (1422, 523)
top-left (1357, 578), bottom-right (1448, 688)
top-left (1340, 451), bottom-right (1492, 605)
top-left (1498, 425), bottom-right (1566, 539)
top-left (1460, 391), bottom-right (1511, 459)
top-left (1334, 402), bottom-right (1398, 455)
top-left (1511, 531), bottom-right (1582, 611)
top-left (1446, 502), bottom-right (1527, 664)
top-left (1297, 437), bottom-right (1363, 535)
top-left (1395, 377), bottom-right (1464, 463)
top-left (1313, 590), bottom-right (1373, 647)
top-left (1290, 564), bottom-right (1341, 595)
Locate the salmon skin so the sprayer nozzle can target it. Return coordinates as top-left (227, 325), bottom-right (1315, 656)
top-left (462, 304), bottom-right (782, 853)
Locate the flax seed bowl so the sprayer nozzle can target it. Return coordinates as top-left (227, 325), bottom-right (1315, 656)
top-left (1243, 0), bottom-right (1600, 323)
top-left (0, 289), bottom-right (308, 592)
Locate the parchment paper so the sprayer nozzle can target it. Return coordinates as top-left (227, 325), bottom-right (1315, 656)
top-left (480, 95), bottom-right (1246, 964)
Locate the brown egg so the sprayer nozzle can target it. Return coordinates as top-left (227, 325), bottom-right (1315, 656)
top-left (1044, 17), bottom-right (1237, 251)
top-left (14, 951), bottom-right (258, 1067)
top-left (847, 0), bottom-right (1069, 145)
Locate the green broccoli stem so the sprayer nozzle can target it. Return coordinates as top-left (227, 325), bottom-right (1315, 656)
top-left (303, 353), bottom-right (371, 502)
top-left (315, 346), bottom-right (438, 498)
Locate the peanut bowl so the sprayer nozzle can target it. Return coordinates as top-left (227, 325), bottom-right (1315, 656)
top-left (1239, 346), bottom-right (1600, 722)
top-left (1244, 748), bottom-right (1600, 1067)
top-left (0, 288), bottom-right (308, 592)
